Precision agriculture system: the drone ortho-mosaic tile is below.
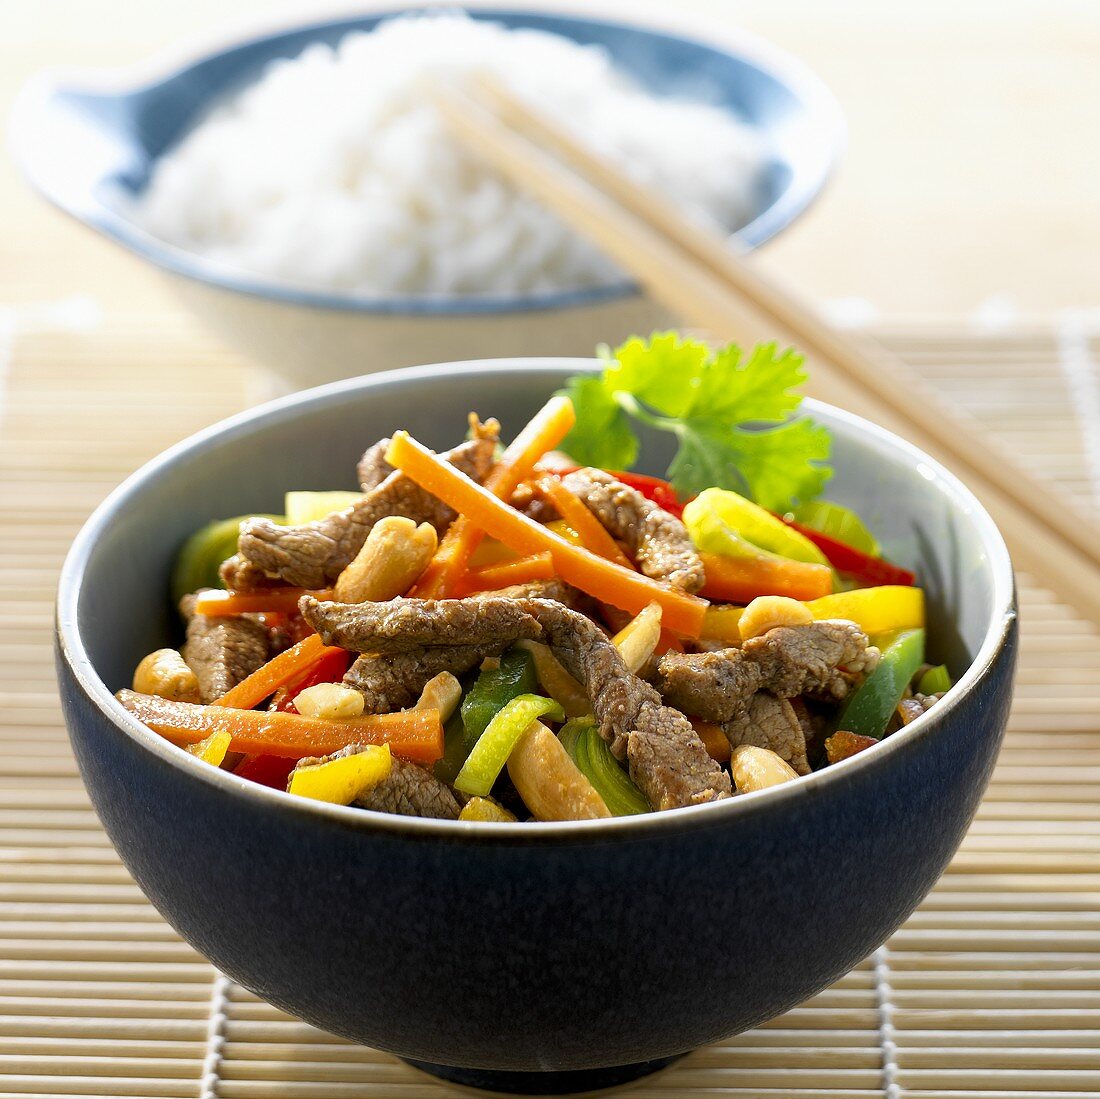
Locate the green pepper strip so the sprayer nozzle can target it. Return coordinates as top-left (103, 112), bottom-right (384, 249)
top-left (836, 629), bottom-right (926, 740)
top-left (171, 514), bottom-right (284, 605)
top-left (434, 647), bottom-right (538, 785)
top-left (918, 664), bottom-right (952, 696)
top-left (454, 694), bottom-right (565, 797)
top-left (559, 718), bottom-right (649, 816)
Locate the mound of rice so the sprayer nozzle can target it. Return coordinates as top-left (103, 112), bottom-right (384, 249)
top-left (135, 14), bottom-right (766, 297)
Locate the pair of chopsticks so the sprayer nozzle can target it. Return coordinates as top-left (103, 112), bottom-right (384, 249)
top-left (436, 75), bottom-right (1100, 625)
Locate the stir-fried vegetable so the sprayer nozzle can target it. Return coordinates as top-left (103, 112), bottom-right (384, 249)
top-left (558, 718), bottom-right (649, 816)
top-left (186, 730), bottom-right (232, 766)
top-left (781, 515), bottom-right (915, 587)
top-left (459, 797), bottom-right (518, 822)
top-left (454, 552), bottom-right (555, 596)
top-left (215, 634), bottom-right (345, 710)
top-left (699, 552), bottom-right (832, 603)
top-left (116, 690), bottom-right (445, 762)
top-left (513, 640), bottom-right (590, 719)
top-left (454, 695), bottom-right (565, 797)
top-left (387, 430), bottom-right (708, 635)
top-left (461, 648), bottom-right (539, 744)
top-left (918, 664), bottom-right (952, 695)
top-left (287, 744), bottom-right (392, 804)
top-left (284, 491), bottom-right (365, 525)
top-left (790, 500), bottom-right (881, 556)
top-left (171, 513), bottom-right (282, 603)
top-left (535, 476), bottom-right (633, 567)
top-left (612, 601), bottom-right (663, 673)
top-left (836, 629), bottom-right (926, 739)
top-left (685, 488), bottom-right (829, 567)
top-left (805, 586), bottom-right (924, 635)
top-left (561, 333), bottom-right (831, 508)
top-left (194, 587), bottom-right (329, 617)
top-left (415, 395), bottom-right (576, 598)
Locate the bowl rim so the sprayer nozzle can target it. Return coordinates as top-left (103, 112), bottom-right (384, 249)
top-left (15, 0), bottom-right (845, 317)
top-left (56, 357), bottom-right (1017, 842)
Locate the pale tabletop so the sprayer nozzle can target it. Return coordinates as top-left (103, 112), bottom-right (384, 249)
top-left (3, 0), bottom-right (1099, 322)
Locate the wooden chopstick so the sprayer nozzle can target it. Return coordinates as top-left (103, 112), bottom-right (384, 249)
top-left (437, 77), bottom-right (1100, 624)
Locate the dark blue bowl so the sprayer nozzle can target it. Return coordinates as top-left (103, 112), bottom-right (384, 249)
top-left (55, 361), bottom-right (1016, 1094)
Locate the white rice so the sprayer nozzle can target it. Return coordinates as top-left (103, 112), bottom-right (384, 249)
top-left (135, 13), bottom-right (766, 297)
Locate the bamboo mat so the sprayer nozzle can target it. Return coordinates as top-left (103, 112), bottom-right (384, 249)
top-left (1, 311), bottom-right (1099, 1099)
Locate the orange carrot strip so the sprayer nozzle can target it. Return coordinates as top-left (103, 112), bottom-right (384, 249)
top-left (414, 395), bottom-right (576, 598)
top-left (692, 720), bottom-right (731, 764)
top-left (214, 634), bottom-right (343, 710)
top-left (699, 552), bottom-right (833, 604)
top-left (386, 432), bottom-right (708, 637)
top-left (118, 690), bottom-right (443, 764)
top-left (454, 552), bottom-right (555, 596)
top-left (535, 476), bottom-right (633, 568)
top-left (194, 588), bottom-right (332, 617)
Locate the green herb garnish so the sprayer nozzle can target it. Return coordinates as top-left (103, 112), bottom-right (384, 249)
top-left (560, 333), bottom-right (831, 511)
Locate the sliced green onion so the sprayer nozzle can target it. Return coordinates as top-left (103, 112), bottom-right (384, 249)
top-left (171, 514), bottom-right (283, 605)
top-left (917, 663), bottom-right (952, 696)
top-left (792, 500), bottom-right (881, 557)
top-left (837, 629), bottom-right (926, 739)
top-left (454, 695), bottom-right (565, 797)
top-left (284, 491), bottom-right (365, 525)
top-left (559, 718), bottom-right (649, 816)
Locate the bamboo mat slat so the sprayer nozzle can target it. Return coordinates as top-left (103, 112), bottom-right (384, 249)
top-left (0, 311), bottom-right (1098, 1098)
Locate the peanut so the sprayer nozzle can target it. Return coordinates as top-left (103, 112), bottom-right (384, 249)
top-left (507, 721), bottom-right (611, 821)
top-left (334, 516), bottom-right (438, 602)
top-left (612, 601), bottom-right (663, 672)
top-left (737, 596), bottom-right (813, 641)
top-left (730, 745), bottom-right (799, 793)
top-left (133, 648), bottom-right (201, 703)
top-left (411, 671), bottom-right (463, 722)
top-left (294, 682), bottom-right (365, 721)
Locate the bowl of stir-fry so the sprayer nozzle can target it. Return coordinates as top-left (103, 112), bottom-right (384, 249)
top-left (56, 336), bottom-right (1016, 1093)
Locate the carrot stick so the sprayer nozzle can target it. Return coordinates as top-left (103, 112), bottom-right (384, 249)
top-left (414, 395), bottom-right (576, 598)
top-left (692, 720), bottom-right (732, 764)
top-left (386, 432), bottom-right (708, 636)
top-left (214, 634), bottom-right (344, 710)
top-left (117, 690), bottom-right (443, 764)
top-left (699, 552), bottom-right (833, 604)
top-left (454, 552), bottom-right (555, 596)
top-left (194, 588), bottom-right (332, 617)
top-left (535, 476), bottom-right (633, 568)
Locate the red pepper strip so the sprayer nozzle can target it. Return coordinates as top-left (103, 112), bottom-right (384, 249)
top-left (234, 754), bottom-right (297, 789)
top-left (275, 648), bottom-right (352, 714)
top-left (780, 518), bottom-right (916, 586)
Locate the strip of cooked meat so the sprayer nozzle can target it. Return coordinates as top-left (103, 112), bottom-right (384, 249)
top-left (519, 598), bottom-right (731, 810)
top-left (302, 593), bottom-right (729, 810)
top-left (355, 757), bottom-right (462, 819)
top-left (300, 595), bottom-right (543, 653)
top-left (343, 645), bottom-right (496, 712)
top-left (218, 554), bottom-right (279, 593)
top-left (179, 592), bottom-right (271, 702)
top-left (561, 467), bottom-right (705, 593)
top-left (474, 578), bottom-right (592, 614)
top-left (356, 438), bottom-right (394, 492)
top-left (724, 693), bottom-right (811, 775)
top-left (238, 429), bottom-right (498, 589)
top-left (657, 620), bottom-right (879, 724)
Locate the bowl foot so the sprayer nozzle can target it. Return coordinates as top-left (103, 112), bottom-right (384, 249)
top-left (400, 1053), bottom-right (685, 1094)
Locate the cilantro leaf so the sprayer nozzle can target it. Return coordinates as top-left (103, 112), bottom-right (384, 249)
top-left (560, 333), bottom-right (832, 511)
top-left (608, 332), bottom-right (708, 418)
top-left (558, 375), bottom-right (638, 470)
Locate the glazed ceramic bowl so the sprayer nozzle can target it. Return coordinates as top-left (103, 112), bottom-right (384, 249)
top-left (55, 361), bottom-right (1016, 1095)
top-left (14, 4), bottom-right (842, 389)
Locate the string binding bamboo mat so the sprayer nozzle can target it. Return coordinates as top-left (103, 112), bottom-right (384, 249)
top-left (1, 312), bottom-right (1098, 1099)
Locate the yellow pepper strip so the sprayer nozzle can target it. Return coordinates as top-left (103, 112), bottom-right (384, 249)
top-left (612, 601), bottom-right (663, 673)
top-left (804, 586), bottom-right (924, 635)
top-left (459, 796), bottom-right (519, 822)
top-left (701, 605), bottom-right (744, 646)
top-left (287, 744), bottom-right (392, 805)
top-left (186, 730), bottom-right (232, 766)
